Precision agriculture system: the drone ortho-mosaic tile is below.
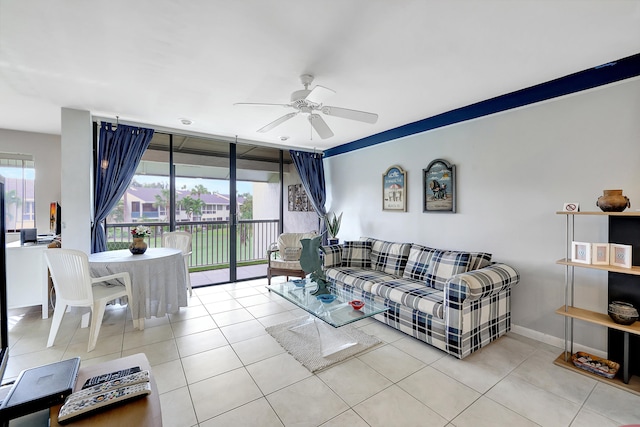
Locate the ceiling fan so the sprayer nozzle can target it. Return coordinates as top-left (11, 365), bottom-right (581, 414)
top-left (234, 74), bottom-right (378, 139)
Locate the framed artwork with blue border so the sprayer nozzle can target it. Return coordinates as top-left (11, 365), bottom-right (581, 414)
top-left (382, 165), bottom-right (407, 212)
top-left (423, 159), bottom-right (456, 213)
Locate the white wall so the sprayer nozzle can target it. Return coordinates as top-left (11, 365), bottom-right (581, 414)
top-left (324, 77), bottom-right (640, 353)
top-left (60, 108), bottom-right (93, 252)
top-left (0, 128), bottom-right (61, 240)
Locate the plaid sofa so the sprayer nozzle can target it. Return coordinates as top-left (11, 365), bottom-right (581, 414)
top-left (321, 238), bottom-right (520, 359)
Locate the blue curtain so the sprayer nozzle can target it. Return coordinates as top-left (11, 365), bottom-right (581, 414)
top-left (91, 123), bottom-right (154, 253)
top-left (289, 150), bottom-right (327, 242)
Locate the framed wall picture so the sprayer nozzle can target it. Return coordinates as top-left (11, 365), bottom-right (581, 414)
top-left (591, 243), bottom-right (610, 265)
top-left (571, 241), bottom-right (591, 264)
top-left (423, 159), bottom-right (456, 213)
top-left (382, 165), bottom-right (407, 211)
top-left (288, 184), bottom-right (313, 212)
top-left (610, 243), bottom-right (632, 268)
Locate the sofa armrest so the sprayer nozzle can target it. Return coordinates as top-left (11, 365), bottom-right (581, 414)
top-left (445, 263), bottom-right (520, 304)
top-left (320, 244), bottom-right (343, 268)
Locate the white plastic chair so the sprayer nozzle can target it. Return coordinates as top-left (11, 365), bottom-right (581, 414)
top-left (162, 231), bottom-right (193, 296)
top-left (44, 248), bottom-right (134, 352)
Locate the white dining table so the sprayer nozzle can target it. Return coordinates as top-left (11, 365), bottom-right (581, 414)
top-left (88, 247), bottom-right (188, 330)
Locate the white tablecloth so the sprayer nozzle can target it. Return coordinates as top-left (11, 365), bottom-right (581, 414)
top-left (89, 248), bottom-right (188, 323)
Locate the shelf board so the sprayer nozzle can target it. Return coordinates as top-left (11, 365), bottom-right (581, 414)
top-left (556, 305), bottom-right (640, 335)
top-left (554, 352), bottom-right (640, 395)
top-left (556, 258), bottom-right (640, 276)
top-left (556, 211), bottom-right (640, 216)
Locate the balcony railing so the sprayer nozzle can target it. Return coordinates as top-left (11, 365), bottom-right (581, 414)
top-left (104, 220), bottom-right (279, 271)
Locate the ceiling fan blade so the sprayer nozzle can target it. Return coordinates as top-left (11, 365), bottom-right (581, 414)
top-left (305, 85), bottom-right (336, 105)
top-left (321, 106), bottom-right (378, 124)
top-left (234, 102), bottom-right (290, 108)
top-left (308, 114), bottom-right (334, 139)
top-left (257, 112), bottom-right (298, 133)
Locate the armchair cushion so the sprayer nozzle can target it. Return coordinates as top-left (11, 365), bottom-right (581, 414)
top-left (342, 241), bottom-right (372, 268)
top-left (276, 231), bottom-right (317, 261)
top-left (282, 247), bottom-right (302, 261)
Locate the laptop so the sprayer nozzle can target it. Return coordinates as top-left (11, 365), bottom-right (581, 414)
top-left (0, 357), bottom-right (80, 420)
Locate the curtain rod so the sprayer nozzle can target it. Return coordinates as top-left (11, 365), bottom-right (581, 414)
top-left (92, 115), bottom-right (319, 153)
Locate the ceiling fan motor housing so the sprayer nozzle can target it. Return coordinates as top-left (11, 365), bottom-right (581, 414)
top-left (291, 89), bottom-right (313, 104)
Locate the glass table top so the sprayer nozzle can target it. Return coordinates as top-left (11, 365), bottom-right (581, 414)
top-left (267, 279), bottom-right (388, 328)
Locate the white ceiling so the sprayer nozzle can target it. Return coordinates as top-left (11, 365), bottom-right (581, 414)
top-left (1, 1), bottom-right (639, 152)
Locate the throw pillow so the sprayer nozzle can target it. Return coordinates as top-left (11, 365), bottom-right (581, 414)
top-left (402, 244), bottom-right (438, 281)
top-left (320, 244), bottom-right (343, 268)
top-left (425, 250), bottom-right (471, 290)
top-left (341, 241), bottom-right (372, 268)
top-left (468, 252), bottom-right (492, 270)
top-left (370, 239), bottom-right (411, 276)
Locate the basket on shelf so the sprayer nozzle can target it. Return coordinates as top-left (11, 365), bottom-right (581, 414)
top-left (572, 351), bottom-right (620, 379)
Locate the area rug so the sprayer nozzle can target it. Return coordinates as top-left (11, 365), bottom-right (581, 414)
top-left (266, 317), bottom-right (382, 373)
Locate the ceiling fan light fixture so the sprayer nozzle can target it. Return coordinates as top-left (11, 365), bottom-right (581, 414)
top-left (235, 74), bottom-right (378, 138)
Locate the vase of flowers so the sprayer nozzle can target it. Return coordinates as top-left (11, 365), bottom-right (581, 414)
top-left (129, 225), bottom-right (151, 254)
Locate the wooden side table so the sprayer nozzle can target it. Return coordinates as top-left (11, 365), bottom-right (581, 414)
top-left (49, 353), bottom-right (162, 426)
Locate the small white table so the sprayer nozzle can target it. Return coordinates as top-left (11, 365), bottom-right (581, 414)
top-left (89, 248), bottom-right (188, 329)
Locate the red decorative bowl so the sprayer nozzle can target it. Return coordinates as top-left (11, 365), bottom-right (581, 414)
top-left (349, 300), bottom-right (365, 310)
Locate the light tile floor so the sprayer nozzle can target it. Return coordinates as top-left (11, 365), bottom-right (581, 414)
top-left (5, 276), bottom-right (640, 426)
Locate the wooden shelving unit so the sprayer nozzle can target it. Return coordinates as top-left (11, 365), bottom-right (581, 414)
top-left (555, 306), bottom-right (640, 335)
top-left (556, 211), bottom-right (640, 393)
top-left (556, 258), bottom-right (640, 276)
top-left (553, 352), bottom-right (640, 396)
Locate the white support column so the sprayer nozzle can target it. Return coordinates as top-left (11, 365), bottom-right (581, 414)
top-left (61, 108), bottom-right (93, 253)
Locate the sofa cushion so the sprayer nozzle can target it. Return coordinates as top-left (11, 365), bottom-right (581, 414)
top-left (371, 278), bottom-right (444, 319)
top-left (425, 250), bottom-right (471, 290)
top-left (342, 241), bottom-right (372, 268)
top-left (468, 252), bottom-right (492, 270)
top-left (367, 238), bottom-right (411, 276)
top-left (325, 267), bottom-right (398, 293)
top-left (321, 244), bottom-right (343, 268)
top-left (402, 244), bottom-right (438, 281)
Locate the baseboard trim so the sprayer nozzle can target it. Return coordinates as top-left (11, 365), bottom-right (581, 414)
top-left (510, 324), bottom-right (607, 359)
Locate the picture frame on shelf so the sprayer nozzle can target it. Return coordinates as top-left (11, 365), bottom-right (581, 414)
top-left (382, 165), bottom-right (407, 212)
top-left (571, 241), bottom-right (591, 264)
top-left (591, 243), bottom-right (610, 265)
top-left (423, 158), bottom-right (456, 213)
top-left (610, 243), bottom-right (632, 268)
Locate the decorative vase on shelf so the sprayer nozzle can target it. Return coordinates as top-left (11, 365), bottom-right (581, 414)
top-left (596, 189), bottom-right (630, 212)
top-left (129, 237), bottom-right (148, 254)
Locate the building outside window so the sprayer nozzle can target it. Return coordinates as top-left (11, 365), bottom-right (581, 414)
top-left (0, 153), bottom-right (35, 231)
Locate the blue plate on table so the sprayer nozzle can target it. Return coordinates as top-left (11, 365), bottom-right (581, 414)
top-left (292, 279), bottom-right (306, 287)
top-left (316, 294), bottom-right (337, 303)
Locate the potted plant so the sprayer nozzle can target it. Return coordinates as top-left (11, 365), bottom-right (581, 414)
top-left (324, 211), bottom-right (342, 245)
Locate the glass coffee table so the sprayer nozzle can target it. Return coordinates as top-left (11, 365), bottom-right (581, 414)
top-left (267, 278), bottom-right (388, 356)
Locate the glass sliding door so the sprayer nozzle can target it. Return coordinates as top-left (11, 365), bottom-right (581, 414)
top-left (104, 127), bottom-right (285, 286)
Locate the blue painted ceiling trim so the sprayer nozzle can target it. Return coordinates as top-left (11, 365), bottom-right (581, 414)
top-left (324, 52), bottom-right (640, 158)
